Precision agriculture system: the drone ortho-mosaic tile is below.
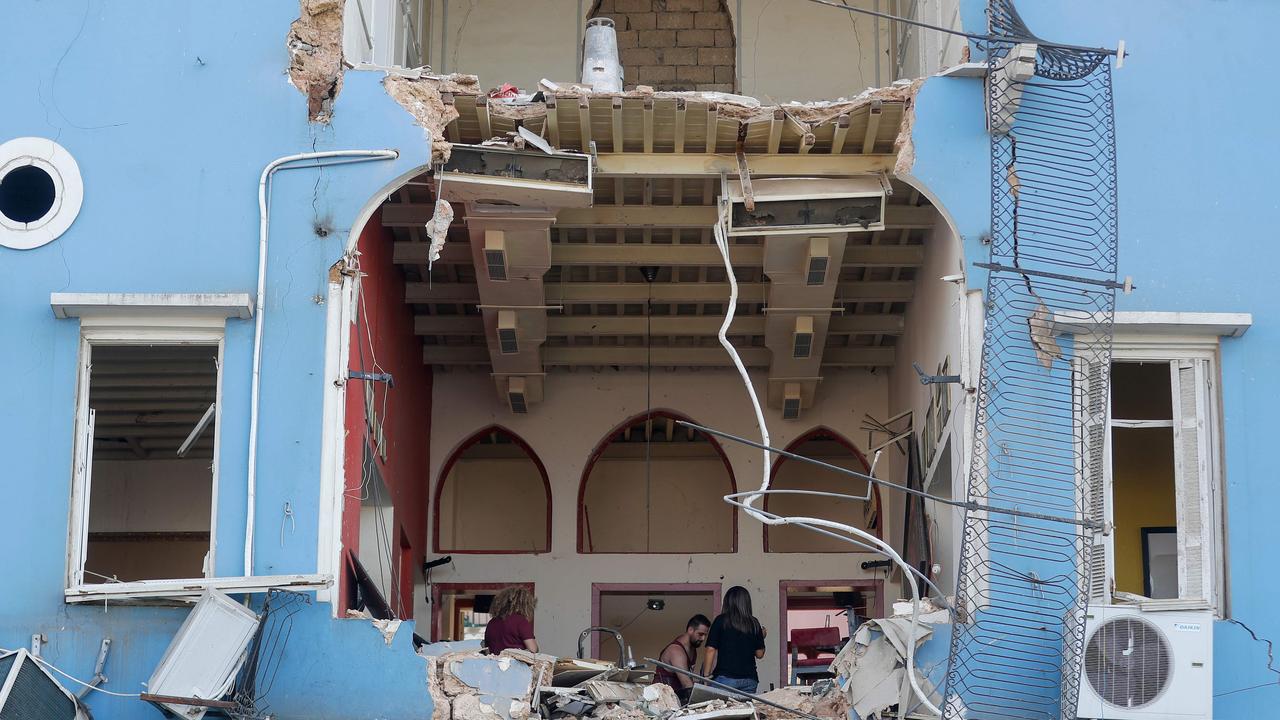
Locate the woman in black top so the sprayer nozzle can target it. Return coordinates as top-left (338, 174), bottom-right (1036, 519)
top-left (702, 585), bottom-right (767, 694)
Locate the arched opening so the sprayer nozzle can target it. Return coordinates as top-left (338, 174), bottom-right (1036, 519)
top-left (579, 410), bottom-right (736, 553)
top-left (434, 426), bottom-right (551, 554)
top-left (764, 428), bottom-right (881, 553)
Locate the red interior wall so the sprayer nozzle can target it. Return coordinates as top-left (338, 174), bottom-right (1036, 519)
top-left (342, 207), bottom-right (433, 617)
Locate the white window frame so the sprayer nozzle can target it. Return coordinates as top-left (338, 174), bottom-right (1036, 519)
top-left (54, 293), bottom-right (331, 602)
top-left (66, 320), bottom-right (225, 594)
top-left (1101, 333), bottom-right (1228, 614)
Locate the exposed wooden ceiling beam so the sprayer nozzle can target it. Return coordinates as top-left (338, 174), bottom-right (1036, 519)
top-left (593, 153), bottom-right (896, 177)
top-left (414, 313), bottom-right (907, 337)
top-left (403, 280), bottom-right (915, 306)
top-left (384, 203), bottom-right (934, 229)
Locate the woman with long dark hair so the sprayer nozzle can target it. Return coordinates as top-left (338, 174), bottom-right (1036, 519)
top-left (702, 585), bottom-right (766, 694)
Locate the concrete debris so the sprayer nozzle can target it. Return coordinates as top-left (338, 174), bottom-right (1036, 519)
top-left (383, 73), bottom-right (482, 164)
top-left (425, 197), bottom-right (453, 269)
top-left (1028, 299), bottom-right (1062, 369)
top-left (893, 78), bottom-right (927, 177)
top-left (344, 608), bottom-right (402, 645)
top-left (830, 616), bottom-right (942, 719)
top-left (754, 683), bottom-right (850, 720)
top-left (288, 0), bottom-right (346, 122)
top-left (670, 699), bottom-right (755, 719)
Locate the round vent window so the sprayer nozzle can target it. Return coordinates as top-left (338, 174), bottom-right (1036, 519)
top-left (1084, 615), bottom-right (1172, 710)
top-left (0, 137), bottom-right (83, 251)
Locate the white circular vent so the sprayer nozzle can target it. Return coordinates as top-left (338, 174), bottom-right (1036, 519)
top-left (0, 137), bottom-right (83, 250)
top-left (1084, 614), bottom-right (1172, 710)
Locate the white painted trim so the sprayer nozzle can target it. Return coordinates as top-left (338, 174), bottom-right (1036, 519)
top-left (51, 293), bottom-right (253, 320)
top-left (66, 322), bottom-right (226, 597)
top-left (1053, 310), bottom-right (1252, 338)
top-left (65, 574), bottom-right (332, 602)
top-left (316, 272), bottom-right (355, 609)
top-left (0, 137), bottom-right (83, 250)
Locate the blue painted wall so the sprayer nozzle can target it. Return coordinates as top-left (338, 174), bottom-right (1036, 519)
top-left (910, 1), bottom-right (1280, 715)
top-left (2, 0), bottom-right (1275, 718)
top-left (0, 2), bottom-right (434, 718)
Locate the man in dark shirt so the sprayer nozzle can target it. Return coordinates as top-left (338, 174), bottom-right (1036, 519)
top-left (653, 614), bottom-right (711, 704)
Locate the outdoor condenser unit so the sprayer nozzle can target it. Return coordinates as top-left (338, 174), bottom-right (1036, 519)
top-left (507, 376), bottom-right (529, 414)
top-left (147, 589), bottom-right (260, 720)
top-left (440, 144), bottom-right (593, 209)
top-left (1076, 605), bottom-right (1212, 720)
top-left (727, 177), bottom-right (886, 236)
top-left (0, 649), bottom-right (89, 720)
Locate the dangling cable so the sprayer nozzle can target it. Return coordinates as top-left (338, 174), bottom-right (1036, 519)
top-left (709, 193), bottom-right (940, 715)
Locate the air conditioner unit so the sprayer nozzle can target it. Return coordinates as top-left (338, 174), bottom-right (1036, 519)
top-left (726, 177), bottom-right (885, 236)
top-left (1076, 605), bottom-right (1212, 720)
top-left (805, 236), bottom-right (829, 285)
top-left (782, 382), bottom-right (802, 420)
top-left (0, 649), bottom-right (89, 719)
top-left (484, 231), bottom-right (508, 281)
top-left (497, 310), bottom-right (519, 355)
top-left (792, 316), bottom-right (814, 359)
top-left (507, 376), bottom-right (529, 414)
top-left (148, 589), bottom-right (260, 720)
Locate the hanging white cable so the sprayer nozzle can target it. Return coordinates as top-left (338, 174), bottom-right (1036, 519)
top-left (710, 205), bottom-right (940, 716)
top-left (248, 149), bottom-right (398, 577)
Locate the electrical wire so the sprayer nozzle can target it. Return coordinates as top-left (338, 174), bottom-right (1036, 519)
top-left (0, 648), bottom-right (141, 698)
top-left (802, 0), bottom-right (1123, 56)
top-left (708, 199), bottom-right (940, 715)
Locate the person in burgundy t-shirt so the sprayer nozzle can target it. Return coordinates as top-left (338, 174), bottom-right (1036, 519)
top-left (483, 585), bottom-right (539, 654)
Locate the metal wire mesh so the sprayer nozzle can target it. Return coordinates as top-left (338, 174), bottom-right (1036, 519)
top-left (228, 589), bottom-right (312, 719)
top-left (942, 2), bottom-right (1119, 718)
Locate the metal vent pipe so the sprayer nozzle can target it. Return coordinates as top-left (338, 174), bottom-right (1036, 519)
top-left (581, 18), bottom-right (624, 92)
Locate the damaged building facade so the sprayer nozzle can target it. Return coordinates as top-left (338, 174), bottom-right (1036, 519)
top-left (0, 0), bottom-right (1276, 718)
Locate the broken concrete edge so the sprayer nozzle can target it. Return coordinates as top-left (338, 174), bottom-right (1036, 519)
top-left (383, 73), bottom-right (480, 166)
top-left (289, 0), bottom-right (346, 123)
top-left (892, 78), bottom-right (926, 177)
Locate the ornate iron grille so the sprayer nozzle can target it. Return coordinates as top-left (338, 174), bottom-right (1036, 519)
top-left (943, 2), bottom-right (1119, 718)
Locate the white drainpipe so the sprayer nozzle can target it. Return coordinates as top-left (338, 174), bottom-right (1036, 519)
top-left (249, 149), bottom-right (399, 576)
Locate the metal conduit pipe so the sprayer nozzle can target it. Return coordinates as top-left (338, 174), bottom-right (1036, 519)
top-left (248, 149), bottom-right (399, 576)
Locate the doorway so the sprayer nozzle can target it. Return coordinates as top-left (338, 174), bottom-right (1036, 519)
top-left (591, 583), bottom-right (721, 666)
top-left (431, 582), bottom-right (534, 642)
top-left (778, 580), bottom-right (883, 687)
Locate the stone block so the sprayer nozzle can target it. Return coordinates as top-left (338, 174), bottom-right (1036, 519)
top-left (694, 11), bottom-right (728, 29)
top-left (662, 47), bottom-right (698, 65)
top-left (715, 65), bottom-right (734, 83)
top-left (698, 46), bottom-right (734, 65)
top-left (714, 29), bottom-right (734, 47)
top-left (677, 29), bottom-right (716, 46)
top-left (628, 12), bottom-right (657, 29)
top-left (637, 65), bottom-right (677, 83)
top-left (657, 12), bottom-right (696, 29)
top-left (677, 65), bottom-right (715, 83)
top-left (637, 29), bottom-right (678, 47)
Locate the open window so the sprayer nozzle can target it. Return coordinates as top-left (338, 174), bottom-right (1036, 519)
top-left (765, 429), bottom-right (880, 552)
top-left (1094, 354), bottom-right (1225, 611)
top-left (779, 580), bottom-right (882, 687)
top-left (434, 427), bottom-right (551, 554)
top-left (579, 411), bottom-right (736, 554)
top-left (70, 337), bottom-right (222, 588)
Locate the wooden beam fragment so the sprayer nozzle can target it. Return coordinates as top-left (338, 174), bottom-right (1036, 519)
top-left (862, 99), bottom-right (883, 154)
top-left (674, 99), bottom-right (687, 153)
top-left (831, 114), bottom-right (851, 154)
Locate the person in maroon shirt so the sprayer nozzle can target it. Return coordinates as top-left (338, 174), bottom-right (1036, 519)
top-left (483, 586), bottom-right (539, 654)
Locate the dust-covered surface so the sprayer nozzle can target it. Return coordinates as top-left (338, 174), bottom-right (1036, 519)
top-left (288, 0), bottom-right (345, 122)
top-left (383, 73), bottom-right (483, 164)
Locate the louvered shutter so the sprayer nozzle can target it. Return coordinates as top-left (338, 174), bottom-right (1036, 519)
top-left (1082, 359), bottom-right (1111, 603)
top-left (1171, 359), bottom-right (1213, 603)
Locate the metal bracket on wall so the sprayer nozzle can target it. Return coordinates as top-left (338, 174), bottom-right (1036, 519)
top-left (912, 362), bottom-right (962, 385)
top-left (348, 370), bottom-right (395, 387)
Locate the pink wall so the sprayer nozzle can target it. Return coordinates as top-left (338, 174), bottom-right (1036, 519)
top-left (342, 208), bottom-right (433, 617)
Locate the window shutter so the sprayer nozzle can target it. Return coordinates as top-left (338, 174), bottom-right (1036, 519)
top-left (1171, 359), bottom-right (1213, 603)
top-left (71, 407), bottom-right (95, 586)
top-left (1082, 359), bottom-right (1111, 603)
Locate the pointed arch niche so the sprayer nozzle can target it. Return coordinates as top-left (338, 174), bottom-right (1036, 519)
top-left (764, 428), bottom-right (882, 553)
top-left (433, 427), bottom-right (551, 554)
top-left (578, 410), bottom-right (737, 554)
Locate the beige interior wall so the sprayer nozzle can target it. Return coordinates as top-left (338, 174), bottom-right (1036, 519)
top-left (429, 1), bottom-right (589, 88)
top-left (86, 459), bottom-right (213, 581)
top-left (885, 205), bottom-right (971, 598)
top-left (767, 440), bottom-right (876, 553)
top-left (440, 457), bottom-right (550, 551)
top-left (426, 0), bottom-right (895, 100)
top-left (584, 455), bottom-right (734, 553)
top-left (419, 368), bottom-right (890, 686)
top-left (597, 591), bottom-right (715, 664)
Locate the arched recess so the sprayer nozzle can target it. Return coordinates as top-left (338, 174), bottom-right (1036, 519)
top-left (434, 426), bottom-right (551, 554)
top-left (579, 410), bottom-right (737, 554)
top-left (764, 428), bottom-right (882, 553)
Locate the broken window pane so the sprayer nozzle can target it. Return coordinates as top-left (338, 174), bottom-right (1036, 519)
top-left (1111, 361), bottom-right (1173, 421)
top-left (84, 344), bottom-right (217, 583)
